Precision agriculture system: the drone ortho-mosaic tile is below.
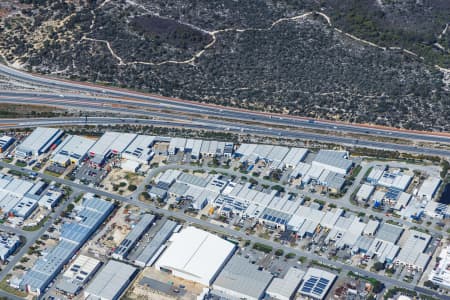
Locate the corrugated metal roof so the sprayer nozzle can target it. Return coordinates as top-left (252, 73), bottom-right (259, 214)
top-left (213, 255), bottom-right (273, 299)
top-left (113, 214), bottom-right (154, 259)
top-left (21, 197), bottom-right (113, 293)
top-left (135, 220), bottom-right (177, 267)
top-left (85, 260), bottom-right (136, 300)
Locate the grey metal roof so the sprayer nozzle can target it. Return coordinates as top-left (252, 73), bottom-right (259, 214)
top-left (376, 223), bottom-right (404, 244)
top-left (148, 186), bottom-right (167, 198)
top-left (21, 240), bottom-right (78, 293)
top-left (169, 182), bottom-right (189, 196)
top-left (17, 127), bottom-right (63, 154)
top-left (213, 255), bottom-right (273, 299)
top-left (55, 279), bottom-right (80, 295)
top-left (313, 150), bottom-right (352, 171)
top-left (89, 132), bottom-right (137, 157)
top-left (53, 135), bottom-right (95, 162)
top-left (325, 172), bottom-right (346, 190)
top-left (113, 214), bottom-right (155, 259)
top-left (85, 260), bottom-right (137, 300)
top-left (354, 235), bottom-right (374, 252)
top-left (177, 172), bottom-right (209, 188)
top-left (135, 220), bottom-right (177, 267)
top-left (266, 267), bottom-right (305, 300)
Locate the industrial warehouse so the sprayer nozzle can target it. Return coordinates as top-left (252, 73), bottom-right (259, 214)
top-left (0, 126), bottom-right (447, 300)
top-left (20, 195), bottom-right (114, 294)
top-left (0, 173), bottom-right (62, 219)
top-left (15, 127), bottom-right (64, 158)
top-left (155, 226), bottom-right (236, 286)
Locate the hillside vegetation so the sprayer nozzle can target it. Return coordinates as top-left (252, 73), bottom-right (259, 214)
top-left (0, 0), bottom-right (449, 130)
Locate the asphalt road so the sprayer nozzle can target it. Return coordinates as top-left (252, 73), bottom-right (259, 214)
top-left (0, 161), bottom-right (445, 299)
top-left (2, 63), bottom-right (450, 146)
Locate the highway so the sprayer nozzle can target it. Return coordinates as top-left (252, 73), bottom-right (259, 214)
top-left (0, 161), bottom-right (445, 299)
top-left (1, 105), bottom-right (450, 160)
top-left (2, 63), bottom-right (450, 146)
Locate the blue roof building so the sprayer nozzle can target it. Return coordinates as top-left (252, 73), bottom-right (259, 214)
top-left (21, 196), bottom-right (114, 294)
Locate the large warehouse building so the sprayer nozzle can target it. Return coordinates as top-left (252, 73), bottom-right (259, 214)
top-left (122, 135), bottom-right (156, 164)
top-left (312, 150), bottom-right (353, 175)
top-left (16, 127), bottom-right (64, 158)
top-left (88, 132), bottom-right (137, 166)
top-left (84, 260), bottom-right (137, 300)
top-left (51, 135), bottom-right (95, 166)
top-left (155, 226), bottom-right (235, 286)
top-left (212, 255), bottom-right (273, 300)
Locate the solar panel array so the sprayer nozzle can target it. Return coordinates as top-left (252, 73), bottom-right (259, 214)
top-left (261, 213), bottom-right (288, 225)
top-left (300, 275), bottom-right (330, 297)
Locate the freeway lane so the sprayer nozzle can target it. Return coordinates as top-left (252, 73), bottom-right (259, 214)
top-left (0, 161), bottom-right (445, 300)
top-left (2, 64), bottom-right (450, 145)
top-left (3, 90), bottom-right (450, 145)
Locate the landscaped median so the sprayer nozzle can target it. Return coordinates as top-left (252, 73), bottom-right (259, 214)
top-left (22, 216), bottom-right (50, 232)
top-left (252, 242), bottom-right (273, 254)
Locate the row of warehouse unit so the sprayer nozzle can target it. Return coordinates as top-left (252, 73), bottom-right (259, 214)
top-left (134, 220), bottom-right (178, 267)
top-left (151, 168), bottom-right (432, 272)
top-left (360, 165), bottom-right (447, 219)
top-left (168, 137), bottom-right (234, 158)
top-left (0, 173), bottom-right (62, 219)
top-left (153, 167), bottom-right (350, 228)
top-left (112, 214), bottom-right (155, 260)
top-left (0, 135), bottom-right (15, 153)
top-left (15, 128), bottom-right (239, 168)
top-left (236, 144), bottom-right (309, 170)
top-left (288, 150), bottom-right (353, 193)
top-left (20, 195), bottom-right (114, 294)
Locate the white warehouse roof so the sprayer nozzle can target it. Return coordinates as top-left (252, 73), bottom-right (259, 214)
top-left (417, 176), bottom-right (442, 201)
top-left (53, 135), bottom-right (95, 164)
top-left (266, 267), bottom-right (305, 300)
top-left (122, 135), bottom-right (156, 163)
top-left (89, 132), bottom-right (137, 157)
top-left (282, 147), bottom-right (309, 168)
top-left (17, 127), bottom-right (63, 156)
top-left (155, 226), bottom-right (235, 286)
top-left (356, 184), bottom-right (375, 201)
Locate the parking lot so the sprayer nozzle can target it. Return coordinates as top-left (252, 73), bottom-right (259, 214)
top-left (74, 163), bottom-right (108, 185)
